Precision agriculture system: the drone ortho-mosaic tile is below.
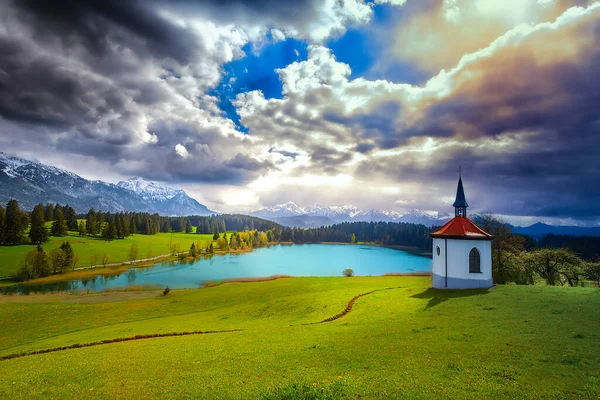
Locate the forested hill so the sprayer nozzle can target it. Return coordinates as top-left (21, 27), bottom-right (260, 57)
top-left (278, 221), bottom-right (432, 250)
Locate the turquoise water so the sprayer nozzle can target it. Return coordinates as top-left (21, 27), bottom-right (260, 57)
top-left (4, 244), bottom-right (432, 294)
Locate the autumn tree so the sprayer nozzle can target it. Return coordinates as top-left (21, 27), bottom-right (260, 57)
top-left (19, 245), bottom-right (50, 280)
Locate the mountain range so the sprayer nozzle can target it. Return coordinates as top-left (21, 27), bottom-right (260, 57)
top-left (250, 201), bottom-right (452, 228)
top-left (0, 152), bottom-right (215, 216)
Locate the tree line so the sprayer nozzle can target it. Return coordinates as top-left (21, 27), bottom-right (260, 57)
top-left (477, 214), bottom-right (600, 287)
top-left (278, 221), bottom-right (432, 249)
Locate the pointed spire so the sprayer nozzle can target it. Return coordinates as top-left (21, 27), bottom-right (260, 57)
top-left (453, 177), bottom-right (469, 208)
top-left (453, 167), bottom-right (468, 217)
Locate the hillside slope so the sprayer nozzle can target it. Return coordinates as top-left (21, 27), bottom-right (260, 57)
top-left (0, 277), bottom-right (598, 399)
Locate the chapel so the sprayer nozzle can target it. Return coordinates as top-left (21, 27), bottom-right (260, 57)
top-left (430, 172), bottom-right (494, 289)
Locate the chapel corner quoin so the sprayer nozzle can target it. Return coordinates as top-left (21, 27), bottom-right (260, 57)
top-left (429, 172), bottom-right (494, 289)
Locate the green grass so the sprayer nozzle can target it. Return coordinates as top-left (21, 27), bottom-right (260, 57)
top-left (0, 276), bottom-right (598, 399)
top-left (0, 229), bottom-right (217, 278)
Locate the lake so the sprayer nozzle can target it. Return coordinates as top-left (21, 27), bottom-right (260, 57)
top-left (3, 244), bottom-right (432, 294)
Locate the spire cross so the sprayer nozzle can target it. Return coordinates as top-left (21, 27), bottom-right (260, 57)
top-left (457, 165), bottom-right (462, 178)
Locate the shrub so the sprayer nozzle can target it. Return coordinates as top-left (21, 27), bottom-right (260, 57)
top-left (342, 268), bottom-right (354, 277)
top-left (163, 287), bottom-right (171, 296)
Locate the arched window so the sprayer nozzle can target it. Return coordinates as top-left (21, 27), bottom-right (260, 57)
top-left (469, 248), bottom-right (481, 273)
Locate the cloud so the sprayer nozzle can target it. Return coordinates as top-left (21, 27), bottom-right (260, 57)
top-left (233, 3), bottom-right (600, 218)
top-left (174, 144), bottom-right (189, 159)
top-left (0, 0), bottom-right (597, 223)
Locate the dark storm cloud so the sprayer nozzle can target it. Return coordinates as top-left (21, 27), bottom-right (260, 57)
top-left (13, 0), bottom-right (199, 64)
top-left (0, 0), bottom-right (281, 185)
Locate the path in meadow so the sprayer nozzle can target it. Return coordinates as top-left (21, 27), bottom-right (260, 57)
top-left (301, 286), bottom-right (402, 325)
top-left (0, 329), bottom-right (242, 361)
top-left (0, 286), bottom-right (403, 361)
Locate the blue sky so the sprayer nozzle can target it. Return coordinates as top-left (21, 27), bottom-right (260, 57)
top-left (1, 0), bottom-right (599, 224)
top-left (211, 3), bottom-right (430, 132)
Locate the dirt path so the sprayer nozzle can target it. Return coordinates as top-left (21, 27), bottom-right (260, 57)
top-left (0, 329), bottom-right (242, 362)
top-left (0, 286), bottom-right (402, 361)
top-left (302, 286), bottom-right (402, 325)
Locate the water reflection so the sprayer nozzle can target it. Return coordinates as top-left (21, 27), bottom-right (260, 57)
top-left (1, 244), bottom-right (432, 295)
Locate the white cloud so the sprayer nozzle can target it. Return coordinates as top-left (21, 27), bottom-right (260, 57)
top-left (175, 144), bottom-right (190, 159)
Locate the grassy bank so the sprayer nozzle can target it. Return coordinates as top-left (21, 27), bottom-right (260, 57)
top-left (0, 230), bottom-right (217, 278)
top-left (0, 276), bottom-right (598, 399)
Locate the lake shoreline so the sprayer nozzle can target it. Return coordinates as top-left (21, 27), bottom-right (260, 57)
top-left (2, 242), bottom-right (432, 293)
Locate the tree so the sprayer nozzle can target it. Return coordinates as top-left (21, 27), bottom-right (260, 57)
top-left (189, 242), bottom-right (197, 257)
top-left (63, 205), bottom-right (78, 231)
top-left (60, 241), bottom-right (75, 271)
top-left (49, 248), bottom-right (66, 274)
top-left (51, 205), bottom-right (68, 236)
top-left (230, 234), bottom-right (238, 250)
top-left (128, 244), bottom-right (139, 263)
top-left (78, 220), bottom-right (86, 237)
top-left (86, 209), bottom-right (97, 236)
top-left (44, 203), bottom-right (54, 221)
top-left (350, 233), bottom-right (356, 244)
top-left (29, 203), bottom-right (49, 244)
top-left (102, 217), bottom-right (118, 241)
top-left (208, 243), bottom-right (214, 254)
top-left (5, 199), bottom-right (27, 244)
top-left (0, 205), bottom-right (5, 245)
top-left (521, 248), bottom-right (582, 286)
top-left (213, 231), bottom-right (220, 240)
top-left (585, 262), bottom-right (600, 287)
top-left (19, 245), bottom-right (50, 280)
top-left (216, 237), bottom-right (228, 250)
top-left (343, 268), bottom-right (354, 277)
top-left (477, 213), bottom-right (526, 284)
top-left (185, 219), bottom-right (193, 233)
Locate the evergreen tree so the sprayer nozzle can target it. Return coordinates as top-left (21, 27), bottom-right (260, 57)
top-left (60, 241), bottom-right (75, 271)
top-left (130, 216), bottom-right (137, 234)
top-left (5, 199), bottom-right (26, 244)
top-left (63, 205), bottom-right (78, 230)
top-left (185, 219), bottom-right (193, 233)
top-left (51, 205), bottom-right (68, 236)
top-left (78, 220), bottom-right (86, 237)
top-left (29, 203), bottom-right (49, 244)
top-left (44, 203), bottom-right (54, 221)
top-left (103, 217), bottom-right (118, 241)
top-left (208, 242), bottom-right (214, 254)
top-left (116, 215), bottom-right (124, 239)
top-left (223, 231), bottom-right (228, 241)
top-left (189, 242), bottom-right (197, 257)
top-left (96, 210), bottom-right (104, 225)
top-left (213, 231), bottom-right (220, 240)
top-left (121, 214), bottom-right (130, 237)
top-left (86, 209), bottom-right (97, 236)
top-left (0, 205), bottom-right (6, 245)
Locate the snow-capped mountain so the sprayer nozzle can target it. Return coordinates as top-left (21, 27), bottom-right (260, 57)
top-left (0, 152), bottom-right (215, 216)
top-left (250, 202), bottom-right (451, 227)
top-left (250, 201), bottom-right (306, 218)
top-left (117, 177), bottom-right (185, 202)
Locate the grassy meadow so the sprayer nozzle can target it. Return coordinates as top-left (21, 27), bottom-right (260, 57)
top-left (0, 276), bottom-right (598, 399)
top-left (0, 227), bottom-right (216, 278)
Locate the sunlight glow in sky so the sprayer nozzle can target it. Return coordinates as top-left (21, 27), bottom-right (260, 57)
top-left (0, 0), bottom-right (598, 225)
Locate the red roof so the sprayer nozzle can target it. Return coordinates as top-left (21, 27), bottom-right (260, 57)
top-left (430, 216), bottom-right (493, 240)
